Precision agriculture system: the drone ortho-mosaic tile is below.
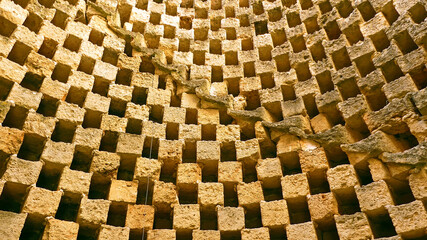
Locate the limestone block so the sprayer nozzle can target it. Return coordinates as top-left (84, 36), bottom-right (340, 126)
top-left (158, 139), bottom-right (183, 172)
top-left (260, 199), bottom-right (290, 228)
top-left (176, 163), bottom-right (201, 192)
top-left (307, 192), bottom-right (339, 223)
top-left (198, 109), bottom-right (220, 125)
top-left (196, 141), bottom-right (220, 169)
top-left (235, 139), bottom-right (261, 165)
top-left (93, 60), bottom-right (118, 82)
top-left (100, 114), bottom-right (128, 132)
top-left (387, 200), bottom-right (427, 238)
top-left (218, 161), bottom-right (243, 185)
top-left (103, 34), bottom-right (126, 53)
top-left (108, 84), bottom-right (134, 102)
top-left (256, 158), bottom-right (283, 188)
top-left (237, 181), bottom-right (264, 208)
top-left (179, 124), bottom-right (202, 142)
top-left (334, 212), bottom-right (373, 240)
top-left (383, 75), bottom-right (418, 101)
top-left (412, 87), bottom-right (427, 115)
top-left (7, 83), bottom-right (42, 110)
top-left (146, 88), bottom-right (171, 107)
top-left (56, 101), bottom-right (85, 125)
top-left (58, 167), bottom-right (92, 197)
top-left (116, 133), bottom-right (144, 156)
top-left (0, 210), bottom-right (27, 240)
top-left (1, 156), bottom-right (42, 185)
top-left (281, 173), bottom-right (310, 201)
top-left (327, 164), bottom-right (360, 194)
top-left (131, 72), bottom-right (159, 89)
top-left (0, 0), bottom-right (28, 25)
top-left (198, 182), bottom-right (224, 211)
top-left (73, 126), bottom-right (103, 152)
top-left (39, 77), bottom-right (69, 100)
top-left (11, 26), bottom-right (43, 50)
top-left (133, 157), bottom-right (162, 183)
top-left (42, 218), bottom-right (79, 240)
top-left (0, 101), bottom-right (11, 123)
top-left (173, 204), bottom-right (200, 231)
top-left (41, 140), bottom-right (74, 169)
top-left (83, 92), bottom-right (111, 113)
top-left (0, 126), bottom-right (24, 155)
top-left (408, 169), bottom-right (427, 201)
top-left (108, 179), bottom-right (138, 204)
top-left (77, 197), bottom-right (110, 226)
top-left (181, 93), bottom-right (200, 109)
top-left (23, 110), bottom-right (56, 138)
top-left (90, 151), bottom-right (121, 178)
top-left (142, 120), bottom-right (166, 139)
top-left (241, 227), bottom-right (270, 240)
top-left (22, 187), bottom-right (62, 218)
top-left (286, 222), bottom-right (318, 240)
top-left (53, 47), bottom-right (81, 70)
top-left (98, 225), bottom-right (130, 240)
top-left (216, 125), bottom-right (240, 143)
top-left (0, 57), bottom-right (26, 85)
top-left (163, 106), bottom-right (186, 124)
top-left (147, 229), bottom-right (176, 240)
top-left (217, 206), bottom-right (245, 232)
top-left (299, 147), bottom-right (329, 180)
top-left (125, 204), bottom-right (155, 230)
top-left (192, 230), bottom-right (221, 240)
top-left (355, 180), bottom-right (394, 215)
top-left (152, 180), bottom-right (179, 213)
top-left (125, 102), bottom-right (150, 120)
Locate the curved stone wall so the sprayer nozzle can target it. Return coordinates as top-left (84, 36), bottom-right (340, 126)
top-left (0, 0), bottom-right (426, 239)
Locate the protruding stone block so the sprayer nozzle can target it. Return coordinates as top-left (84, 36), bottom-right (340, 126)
top-left (152, 180), bottom-right (179, 213)
top-left (126, 205), bottom-right (155, 231)
top-left (307, 192), bottom-right (338, 224)
top-left (217, 206), bottom-right (245, 232)
top-left (235, 139), bottom-right (261, 165)
top-left (0, 210), bottom-right (27, 240)
top-left (198, 182), bottom-right (224, 211)
top-left (58, 167), bottom-right (92, 198)
top-left (98, 225), bottom-right (130, 240)
top-left (40, 140), bottom-right (74, 169)
top-left (90, 151), bottom-right (121, 178)
top-left (192, 230), bottom-right (221, 240)
top-left (355, 180), bottom-right (394, 215)
top-left (0, 126), bottom-right (24, 155)
top-left (387, 200), bottom-right (427, 239)
top-left (173, 204), bottom-right (200, 232)
top-left (241, 227), bottom-right (270, 240)
top-left (218, 161), bottom-right (243, 186)
top-left (42, 218), bottom-right (79, 240)
top-left (256, 158), bottom-right (282, 188)
top-left (327, 164), bottom-right (360, 195)
top-left (237, 181), bottom-right (264, 209)
top-left (1, 156), bottom-right (42, 186)
top-left (281, 173), bottom-right (310, 201)
top-left (260, 199), bottom-right (290, 228)
top-left (22, 186), bottom-right (62, 218)
top-left (108, 179), bottom-right (138, 204)
top-left (133, 158), bottom-right (162, 184)
top-left (335, 212), bottom-right (373, 240)
top-left (176, 163), bottom-right (201, 192)
top-left (147, 229), bottom-right (176, 240)
top-left (286, 222), bottom-right (318, 240)
top-left (77, 197), bottom-right (111, 227)
top-left (408, 169), bottom-right (427, 201)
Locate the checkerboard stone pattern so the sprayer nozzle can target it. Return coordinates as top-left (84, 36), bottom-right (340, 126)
top-left (0, 0), bottom-right (426, 239)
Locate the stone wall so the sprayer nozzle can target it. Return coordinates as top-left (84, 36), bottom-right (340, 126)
top-left (0, 0), bottom-right (426, 239)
